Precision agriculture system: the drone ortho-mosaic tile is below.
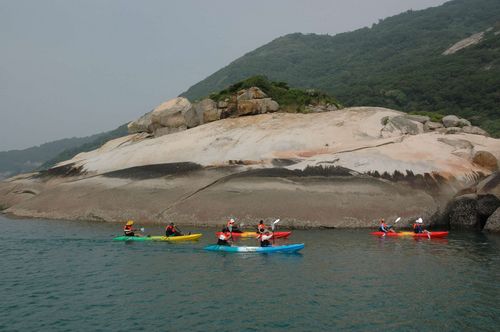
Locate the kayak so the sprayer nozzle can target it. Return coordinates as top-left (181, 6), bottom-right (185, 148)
top-left (371, 231), bottom-right (449, 238)
top-left (215, 231), bottom-right (291, 239)
top-left (204, 243), bottom-right (304, 253)
top-left (113, 234), bottom-right (202, 242)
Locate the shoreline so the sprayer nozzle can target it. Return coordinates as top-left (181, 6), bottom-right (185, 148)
top-left (0, 211), bottom-right (451, 232)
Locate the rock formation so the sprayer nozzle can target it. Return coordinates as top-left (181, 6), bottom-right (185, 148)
top-left (1, 106), bottom-right (499, 229)
top-left (127, 87), bottom-right (283, 138)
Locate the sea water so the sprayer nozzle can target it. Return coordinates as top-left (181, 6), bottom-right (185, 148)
top-left (0, 215), bottom-right (499, 331)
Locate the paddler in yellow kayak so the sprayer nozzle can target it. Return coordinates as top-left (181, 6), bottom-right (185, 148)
top-left (165, 222), bottom-right (182, 237)
top-left (123, 220), bottom-right (141, 237)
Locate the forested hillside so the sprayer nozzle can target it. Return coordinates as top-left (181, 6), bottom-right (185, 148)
top-left (182, 0), bottom-right (500, 136)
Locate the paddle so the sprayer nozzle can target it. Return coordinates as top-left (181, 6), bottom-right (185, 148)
top-left (271, 219), bottom-right (280, 244)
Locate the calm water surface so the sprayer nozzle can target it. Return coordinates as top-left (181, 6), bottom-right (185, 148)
top-left (0, 215), bottom-right (499, 331)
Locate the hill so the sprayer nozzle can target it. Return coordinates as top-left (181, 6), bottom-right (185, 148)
top-left (181, 0), bottom-right (500, 136)
top-left (0, 125), bottom-right (127, 179)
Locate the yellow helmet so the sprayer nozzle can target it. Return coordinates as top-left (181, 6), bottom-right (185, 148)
top-left (126, 220), bottom-right (134, 226)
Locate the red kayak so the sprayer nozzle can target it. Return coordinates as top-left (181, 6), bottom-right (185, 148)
top-left (371, 231), bottom-right (449, 238)
top-left (215, 231), bottom-right (292, 239)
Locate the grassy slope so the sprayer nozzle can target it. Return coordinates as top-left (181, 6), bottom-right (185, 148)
top-left (181, 0), bottom-right (500, 135)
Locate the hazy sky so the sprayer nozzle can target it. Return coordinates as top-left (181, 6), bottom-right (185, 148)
top-left (0, 0), bottom-right (448, 151)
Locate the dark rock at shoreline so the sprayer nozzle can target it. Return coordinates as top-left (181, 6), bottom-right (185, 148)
top-left (484, 208), bottom-right (500, 232)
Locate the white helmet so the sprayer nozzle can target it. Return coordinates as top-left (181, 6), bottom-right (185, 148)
top-left (416, 218), bottom-right (423, 224)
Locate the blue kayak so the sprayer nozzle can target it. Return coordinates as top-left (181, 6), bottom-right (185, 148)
top-left (204, 243), bottom-right (304, 253)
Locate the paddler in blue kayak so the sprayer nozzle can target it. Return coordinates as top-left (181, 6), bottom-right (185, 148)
top-left (258, 230), bottom-right (273, 247)
top-left (379, 218), bottom-right (395, 233)
top-left (217, 232), bottom-right (232, 246)
top-left (123, 220), bottom-right (140, 237)
top-left (165, 222), bottom-right (182, 237)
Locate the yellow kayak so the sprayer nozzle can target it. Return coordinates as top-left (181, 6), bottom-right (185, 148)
top-left (113, 234), bottom-right (202, 242)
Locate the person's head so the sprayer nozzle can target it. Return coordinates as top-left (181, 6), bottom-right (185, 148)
top-left (259, 220), bottom-right (264, 224)
top-left (170, 222), bottom-right (174, 226)
top-left (126, 220), bottom-right (134, 226)
top-left (380, 218), bottom-right (385, 224)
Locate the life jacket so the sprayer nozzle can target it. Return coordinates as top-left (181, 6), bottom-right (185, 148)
top-left (219, 233), bottom-right (230, 241)
top-left (124, 225), bottom-right (133, 234)
top-left (166, 225), bottom-right (174, 231)
top-left (258, 224), bottom-right (266, 232)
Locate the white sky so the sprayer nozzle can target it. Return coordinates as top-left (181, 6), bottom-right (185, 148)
top-left (0, 0), bottom-right (448, 151)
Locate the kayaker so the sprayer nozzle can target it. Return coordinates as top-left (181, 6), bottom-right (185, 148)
top-left (258, 230), bottom-right (273, 247)
top-left (165, 222), bottom-right (182, 237)
top-left (222, 218), bottom-right (243, 233)
top-left (257, 220), bottom-right (266, 233)
top-left (379, 218), bottom-right (395, 233)
top-left (217, 232), bottom-right (231, 246)
top-left (413, 218), bottom-right (429, 234)
top-left (123, 220), bottom-right (139, 237)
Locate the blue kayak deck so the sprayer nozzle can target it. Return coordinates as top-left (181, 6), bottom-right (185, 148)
top-left (204, 243), bottom-right (304, 253)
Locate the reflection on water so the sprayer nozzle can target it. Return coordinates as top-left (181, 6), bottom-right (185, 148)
top-left (0, 216), bottom-right (499, 331)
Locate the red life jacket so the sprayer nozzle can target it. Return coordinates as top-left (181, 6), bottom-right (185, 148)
top-left (124, 225), bottom-right (133, 234)
top-left (166, 225), bottom-right (174, 231)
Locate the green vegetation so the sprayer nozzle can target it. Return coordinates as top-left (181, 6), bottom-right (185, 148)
top-left (0, 125), bottom-right (128, 178)
top-left (209, 75), bottom-right (340, 112)
top-left (181, 0), bottom-right (500, 136)
top-left (408, 111), bottom-right (444, 123)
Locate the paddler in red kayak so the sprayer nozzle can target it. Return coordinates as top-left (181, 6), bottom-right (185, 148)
top-left (123, 220), bottom-right (141, 237)
top-left (379, 218), bottom-right (395, 233)
top-left (222, 218), bottom-right (243, 233)
top-left (165, 222), bottom-right (182, 237)
top-left (257, 220), bottom-right (267, 233)
top-left (413, 218), bottom-right (429, 234)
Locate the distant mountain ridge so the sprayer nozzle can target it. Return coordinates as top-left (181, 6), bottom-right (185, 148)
top-left (181, 0), bottom-right (500, 136)
top-left (0, 125), bottom-right (127, 179)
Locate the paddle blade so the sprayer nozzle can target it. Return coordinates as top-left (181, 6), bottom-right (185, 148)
top-left (394, 217), bottom-right (401, 224)
top-left (140, 228), bottom-right (145, 232)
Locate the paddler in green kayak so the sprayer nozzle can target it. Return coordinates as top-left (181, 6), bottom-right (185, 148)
top-left (123, 220), bottom-right (141, 237)
top-left (165, 222), bottom-right (182, 237)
